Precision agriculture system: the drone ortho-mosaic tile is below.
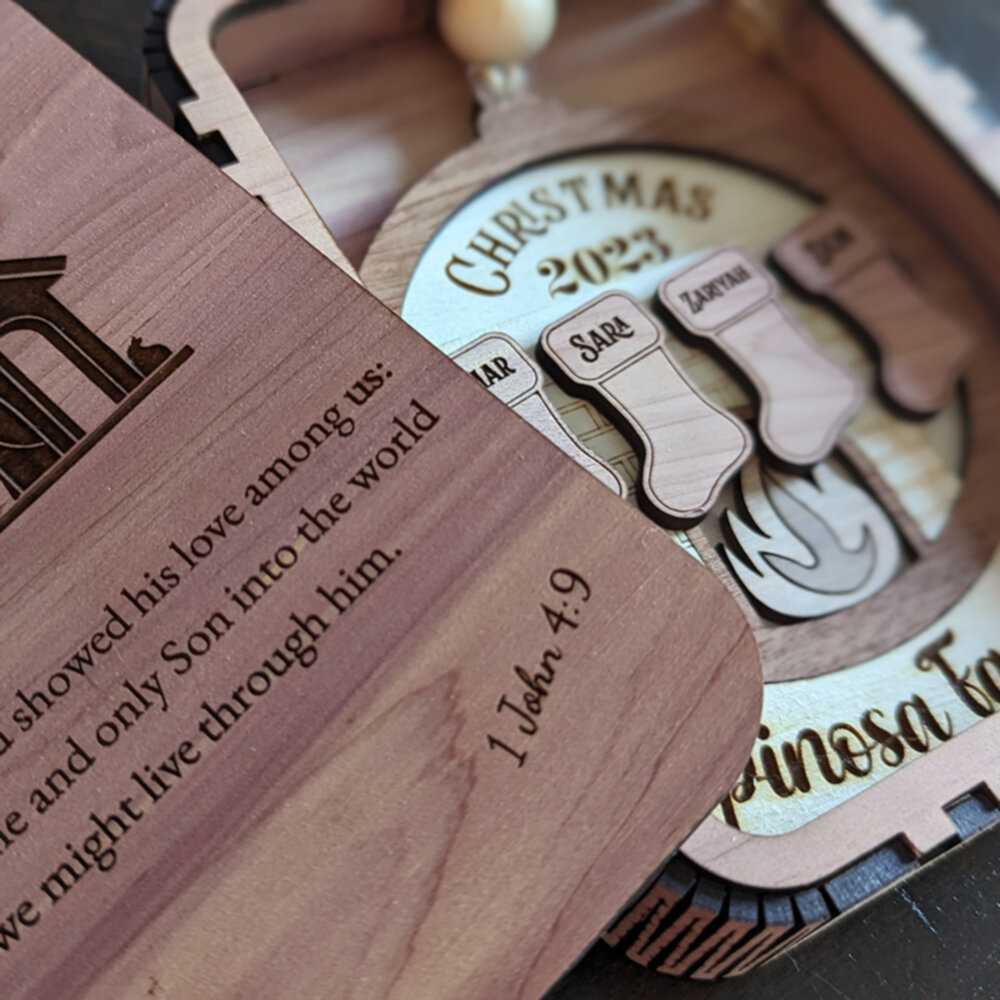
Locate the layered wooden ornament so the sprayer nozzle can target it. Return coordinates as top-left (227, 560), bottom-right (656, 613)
top-left (142, 0), bottom-right (1000, 985)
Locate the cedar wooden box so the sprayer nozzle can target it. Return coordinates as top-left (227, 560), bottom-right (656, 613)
top-left (144, 0), bottom-right (1000, 990)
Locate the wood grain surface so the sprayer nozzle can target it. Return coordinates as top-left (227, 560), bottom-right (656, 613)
top-left (355, 89), bottom-right (1000, 688)
top-left (684, 707), bottom-right (1000, 890)
top-left (164, 0), bottom-right (357, 277)
top-left (329, 7), bottom-right (1000, 969)
top-left (0, 6), bottom-right (762, 998)
top-left (342, 0), bottom-right (1000, 923)
top-left (18, 0), bottom-right (1000, 995)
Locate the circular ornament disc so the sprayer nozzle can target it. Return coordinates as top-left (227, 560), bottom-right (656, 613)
top-left (362, 101), bottom-right (1000, 915)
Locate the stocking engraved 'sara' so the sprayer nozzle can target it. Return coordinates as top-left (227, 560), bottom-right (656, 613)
top-left (539, 291), bottom-right (752, 526)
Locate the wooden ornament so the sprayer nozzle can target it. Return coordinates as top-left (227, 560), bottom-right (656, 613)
top-left (0, 6), bottom-right (763, 999)
top-left (771, 205), bottom-right (978, 415)
top-left (658, 247), bottom-right (864, 468)
top-left (348, 43), bottom-right (1000, 977)
top-left (539, 291), bottom-right (753, 527)
top-left (451, 333), bottom-right (627, 495)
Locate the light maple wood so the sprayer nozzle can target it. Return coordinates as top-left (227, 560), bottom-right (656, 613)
top-left (164, 0), bottom-right (357, 278)
top-left (772, 205), bottom-right (978, 415)
top-left (346, 24), bottom-right (1000, 968)
top-left (0, 7), bottom-right (763, 999)
top-left (719, 456), bottom-right (903, 622)
top-left (684, 707), bottom-right (1000, 891)
top-left (659, 247), bottom-right (863, 468)
top-left (540, 292), bottom-right (752, 527)
top-left (450, 333), bottom-right (626, 495)
top-left (339, 12), bottom-right (1000, 977)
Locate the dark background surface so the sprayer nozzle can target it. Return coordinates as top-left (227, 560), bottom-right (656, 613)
top-left (11, 1), bottom-right (1000, 997)
top-left (893, 0), bottom-right (1000, 120)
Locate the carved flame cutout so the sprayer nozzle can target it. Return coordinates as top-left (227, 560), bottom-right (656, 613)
top-left (722, 459), bottom-right (902, 620)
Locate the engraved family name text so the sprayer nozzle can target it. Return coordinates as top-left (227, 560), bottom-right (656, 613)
top-left (719, 631), bottom-right (1000, 828)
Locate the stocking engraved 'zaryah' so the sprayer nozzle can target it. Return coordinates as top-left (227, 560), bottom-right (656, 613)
top-left (659, 248), bottom-right (863, 468)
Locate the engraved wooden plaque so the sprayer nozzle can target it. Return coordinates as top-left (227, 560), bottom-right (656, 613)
top-left (0, 6), bottom-right (761, 999)
top-left (132, 0), bottom-right (1000, 982)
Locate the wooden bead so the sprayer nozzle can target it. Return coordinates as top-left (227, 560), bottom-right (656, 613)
top-left (438, 0), bottom-right (557, 65)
